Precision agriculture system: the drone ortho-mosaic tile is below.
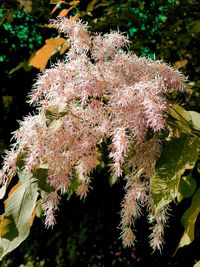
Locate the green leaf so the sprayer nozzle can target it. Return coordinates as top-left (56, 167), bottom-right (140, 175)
top-left (0, 171), bottom-right (38, 260)
top-left (197, 162), bottom-right (200, 174)
top-left (177, 175), bottom-right (197, 202)
top-left (188, 111), bottom-right (200, 130)
top-left (169, 105), bottom-right (192, 134)
top-left (177, 188), bottom-right (200, 250)
top-left (32, 166), bottom-right (54, 193)
top-left (86, 0), bottom-right (97, 12)
top-left (150, 134), bottom-right (200, 215)
top-left (16, 152), bottom-right (26, 170)
top-left (189, 20), bottom-right (200, 34)
top-left (67, 172), bottom-right (79, 199)
top-left (0, 216), bottom-right (18, 240)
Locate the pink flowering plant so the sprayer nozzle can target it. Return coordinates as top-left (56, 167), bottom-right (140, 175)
top-left (0, 17), bottom-right (200, 259)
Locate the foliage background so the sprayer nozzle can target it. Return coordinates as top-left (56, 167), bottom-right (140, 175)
top-left (0, 0), bottom-right (200, 266)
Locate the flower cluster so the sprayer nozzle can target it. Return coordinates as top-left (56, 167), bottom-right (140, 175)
top-left (0, 17), bottom-right (186, 250)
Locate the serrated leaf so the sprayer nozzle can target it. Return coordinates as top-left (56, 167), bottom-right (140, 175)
top-left (177, 175), bottom-right (197, 202)
top-left (177, 188), bottom-right (200, 250)
top-left (150, 135), bottom-right (200, 215)
top-left (0, 171), bottom-right (38, 260)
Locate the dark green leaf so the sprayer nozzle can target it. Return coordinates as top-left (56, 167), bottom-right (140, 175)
top-left (32, 166), bottom-right (54, 193)
top-left (67, 173), bottom-right (79, 199)
top-left (189, 20), bottom-right (200, 33)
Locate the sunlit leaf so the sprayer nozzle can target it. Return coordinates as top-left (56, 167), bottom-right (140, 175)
top-left (3, 183), bottom-right (21, 206)
top-left (194, 260), bottom-right (200, 267)
top-left (177, 188), bottom-right (200, 249)
top-left (29, 37), bottom-right (66, 71)
top-left (60, 41), bottom-right (68, 55)
top-left (177, 174), bottom-right (197, 202)
top-left (69, 0), bottom-right (80, 7)
top-left (169, 104), bottom-right (192, 134)
top-left (0, 171), bottom-right (38, 260)
top-left (0, 185), bottom-right (7, 200)
top-left (188, 111), bottom-right (200, 130)
top-left (58, 8), bottom-right (72, 17)
top-left (150, 134), bottom-right (200, 215)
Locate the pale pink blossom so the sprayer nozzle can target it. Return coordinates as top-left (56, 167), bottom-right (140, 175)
top-left (0, 17), bottom-right (187, 250)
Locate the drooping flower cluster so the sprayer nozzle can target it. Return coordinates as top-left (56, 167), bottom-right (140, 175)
top-left (0, 17), bottom-right (186, 251)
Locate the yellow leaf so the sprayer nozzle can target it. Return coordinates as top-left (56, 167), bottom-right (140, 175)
top-left (174, 59), bottom-right (188, 69)
top-left (29, 37), bottom-right (66, 71)
top-left (58, 8), bottom-right (72, 17)
top-left (29, 207), bottom-right (36, 226)
top-left (0, 216), bottom-right (12, 237)
top-left (71, 13), bottom-right (81, 21)
top-left (60, 41), bottom-right (68, 55)
top-left (69, 1), bottom-right (80, 7)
